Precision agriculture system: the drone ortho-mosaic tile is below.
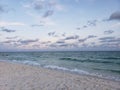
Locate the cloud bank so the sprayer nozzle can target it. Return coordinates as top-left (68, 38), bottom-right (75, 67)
top-left (0, 27), bottom-right (16, 33)
top-left (109, 11), bottom-right (120, 21)
top-left (104, 30), bottom-right (114, 35)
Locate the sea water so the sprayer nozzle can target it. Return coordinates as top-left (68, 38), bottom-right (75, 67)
top-left (0, 51), bottom-right (120, 81)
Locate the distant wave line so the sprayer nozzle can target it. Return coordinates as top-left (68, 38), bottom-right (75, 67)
top-left (59, 58), bottom-right (120, 65)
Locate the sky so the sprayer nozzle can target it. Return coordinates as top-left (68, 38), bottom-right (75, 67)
top-left (0, 0), bottom-right (120, 51)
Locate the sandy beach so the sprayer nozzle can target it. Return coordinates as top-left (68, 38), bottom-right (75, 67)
top-left (0, 61), bottom-right (120, 90)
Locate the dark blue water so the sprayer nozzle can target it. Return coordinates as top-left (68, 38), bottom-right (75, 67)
top-left (0, 51), bottom-right (120, 81)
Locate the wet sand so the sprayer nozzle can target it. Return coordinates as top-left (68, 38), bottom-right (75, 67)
top-left (0, 61), bottom-right (120, 90)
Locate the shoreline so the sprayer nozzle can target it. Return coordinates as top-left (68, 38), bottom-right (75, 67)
top-left (0, 59), bottom-right (120, 82)
top-left (0, 61), bottom-right (120, 90)
top-left (1, 59), bottom-right (120, 82)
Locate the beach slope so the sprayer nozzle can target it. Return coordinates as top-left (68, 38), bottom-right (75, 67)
top-left (0, 62), bottom-right (120, 90)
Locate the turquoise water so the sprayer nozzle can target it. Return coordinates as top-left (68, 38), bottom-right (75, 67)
top-left (0, 51), bottom-right (120, 81)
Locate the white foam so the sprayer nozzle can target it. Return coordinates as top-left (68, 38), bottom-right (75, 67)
top-left (44, 65), bottom-right (69, 71)
top-left (23, 60), bottom-right (40, 65)
top-left (71, 68), bottom-right (89, 74)
top-left (44, 65), bottom-right (90, 75)
top-left (12, 60), bottom-right (40, 66)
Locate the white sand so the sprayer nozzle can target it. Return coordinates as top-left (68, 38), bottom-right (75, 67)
top-left (0, 61), bottom-right (120, 90)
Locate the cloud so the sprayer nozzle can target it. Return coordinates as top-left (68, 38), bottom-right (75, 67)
top-left (48, 32), bottom-right (67, 38)
top-left (65, 35), bottom-right (79, 40)
top-left (40, 18), bottom-right (56, 26)
top-left (41, 41), bottom-right (51, 44)
top-left (24, 0), bottom-right (57, 27)
top-left (87, 20), bottom-right (97, 26)
top-left (111, 22), bottom-right (120, 28)
top-left (31, 41), bottom-right (51, 49)
top-left (50, 42), bottom-right (78, 48)
top-left (32, 0), bottom-right (44, 11)
top-left (31, 19), bottom-right (56, 27)
top-left (48, 31), bottom-right (59, 37)
top-left (6, 36), bottom-right (18, 39)
top-left (99, 36), bottom-right (115, 39)
top-left (0, 27), bottom-right (16, 33)
top-left (99, 37), bottom-right (115, 41)
top-left (48, 32), bottom-right (66, 38)
top-left (99, 37), bottom-right (120, 43)
top-left (104, 30), bottom-right (114, 35)
top-left (18, 39), bottom-right (39, 45)
top-left (59, 44), bottom-right (69, 47)
top-left (87, 35), bottom-right (97, 39)
top-left (49, 37), bottom-right (79, 48)
top-left (56, 40), bottom-right (65, 44)
top-left (0, 21), bottom-right (25, 26)
top-left (54, 4), bottom-right (64, 11)
top-left (23, 0), bottom-right (47, 11)
top-left (1, 38), bottom-right (40, 49)
top-left (2, 40), bottom-right (16, 43)
top-left (78, 35), bottom-right (97, 43)
top-left (83, 25), bottom-right (87, 28)
top-left (31, 0), bottom-right (63, 12)
top-left (77, 25), bottom-right (87, 30)
top-left (0, 5), bottom-right (4, 13)
top-left (43, 10), bottom-right (54, 18)
top-left (76, 20), bottom-right (97, 30)
top-left (76, 27), bottom-right (81, 30)
top-left (25, 0), bottom-right (54, 14)
top-left (31, 24), bottom-right (44, 27)
top-left (0, 43), bottom-right (18, 51)
top-left (59, 43), bottom-right (78, 48)
top-left (48, 32), bottom-right (56, 36)
top-left (24, 0), bottom-right (63, 19)
top-left (101, 43), bottom-right (120, 48)
top-left (0, 4), bottom-right (14, 14)
top-left (109, 11), bottom-right (120, 21)
top-left (78, 38), bottom-right (87, 43)
top-left (49, 44), bottom-right (57, 48)
top-left (62, 33), bottom-right (66, 37)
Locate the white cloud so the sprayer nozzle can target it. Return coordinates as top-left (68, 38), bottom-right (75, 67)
top-left (27, 13), bottom-right (56, 26)
top-left (111, 22), bottom-right (120, 28)
top-left (42, 18), bottom-right (56, 26)
top-left (0, 21), bottom-right (26, 26)
top-left (55, 4), bottom-right (64, 11)
top-left (23, 4), bottom-right (31, 8)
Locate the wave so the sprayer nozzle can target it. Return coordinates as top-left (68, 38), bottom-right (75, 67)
top-left (102, 57), bottom-right (120, 60)
top-left (43, 65), bottom-right (120, 81)
top-left (60, 58), bottom-right (80, 62)
top-left (59, 58), bottom-right (120, 65)
top-left (109, 70), bottom-right (120, 74)
top-left (1, 59), bottom-right (120, 81)
top-left (93, 68), bottom-right (120, 74)
top-left (12, 60), bottom-right (40, 66)
top-left (44, 65), bottom-right (69, 71)
top-left (44, 65), bottom-right (89, 74)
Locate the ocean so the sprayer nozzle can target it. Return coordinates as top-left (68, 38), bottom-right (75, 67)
top-left (0, 51), bottom-right (120, 81)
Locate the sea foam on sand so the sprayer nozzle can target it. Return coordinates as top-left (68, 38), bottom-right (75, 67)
top-left (0, 61), bottom-right (120, 90)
